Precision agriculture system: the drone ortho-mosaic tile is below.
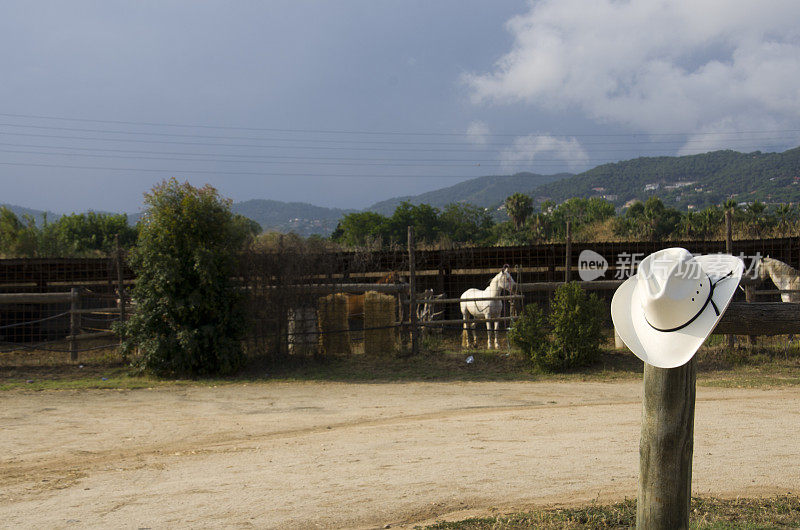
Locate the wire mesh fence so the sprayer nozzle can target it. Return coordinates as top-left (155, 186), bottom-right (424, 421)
top-left (2, 235), bottom-right (799, 367)
top-left (0, 256), bottom-right (132, 360)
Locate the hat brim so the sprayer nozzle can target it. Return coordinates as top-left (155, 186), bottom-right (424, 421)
top-left (611, 254), bottom-right (744, 368)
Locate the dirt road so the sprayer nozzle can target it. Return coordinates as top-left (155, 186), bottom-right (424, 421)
top-left (1, 381), bottom-right (799, 529)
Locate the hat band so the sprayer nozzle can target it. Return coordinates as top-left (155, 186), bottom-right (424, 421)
top-left (645, 271), bottom-right (734, 333)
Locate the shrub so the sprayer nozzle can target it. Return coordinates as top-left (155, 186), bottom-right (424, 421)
top-left (508, 304), bottom-right (548, 361)
top-left (119, 179), bottom-right (250, 377)
top-left (510, 282), bottom-right (605, 372)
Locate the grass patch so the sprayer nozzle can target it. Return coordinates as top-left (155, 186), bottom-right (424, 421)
top-left (420, 495), bottom-right (800, 529)
top-left (3, 333), bottom-right (800, 391)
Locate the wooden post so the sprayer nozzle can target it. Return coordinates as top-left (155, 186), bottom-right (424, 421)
top-left (408, 226), bottom-right (418, 356)
top-left (115, 235), bottom-right (126, 326)
top-left (277, 234), bottom-right (287, 357)
top-left (724, 210), bottom-right (735, 349)
top-left (745, 284), bottom-right (757, 346)
top-left (69, 288), bottom-right (80, 362)
top-left (565, 219), bottom-right (572, 283)
top-left (724, 209), bottom-right (733, 253)
top-left (638, 358), bottom-right (696, 529)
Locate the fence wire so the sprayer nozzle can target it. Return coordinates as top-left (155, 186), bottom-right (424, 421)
top-left (2, 236), bottom-right (799, 364)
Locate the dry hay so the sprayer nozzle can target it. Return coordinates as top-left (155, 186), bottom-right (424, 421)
top-left (287, 307), bottom-right (318, 356)
top-left (317, 294), bottom-right (351, 355)
top-left (363, 291), bottom-right (396, 355)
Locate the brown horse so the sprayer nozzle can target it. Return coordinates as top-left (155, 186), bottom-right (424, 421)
top-left (345, 271), bottom-right (405, 319)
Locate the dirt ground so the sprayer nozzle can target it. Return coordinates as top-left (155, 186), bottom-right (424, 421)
top-left (1, 381), bottom-right (799, 529)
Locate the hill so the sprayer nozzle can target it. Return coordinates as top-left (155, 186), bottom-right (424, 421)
top-left (367, 172), bottom-right (571, 215)
top-left (1, 204), bottom-right (62, 226)
top-left (231, 199), bottom-right (355, 237)
top-left (2, 200), bottom-right (351, 238)
top-left (532, 147), bottom-right (800, 209)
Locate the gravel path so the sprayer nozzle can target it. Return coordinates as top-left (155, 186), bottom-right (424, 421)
top-left (1, 381), bottom-right (798, 528)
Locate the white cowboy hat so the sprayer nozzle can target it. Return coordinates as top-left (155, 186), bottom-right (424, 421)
top-left (611, 248), bottom-right (744, 368)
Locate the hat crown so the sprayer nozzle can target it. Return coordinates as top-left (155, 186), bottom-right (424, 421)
top-left (637, 248), bottom-right (711, 330)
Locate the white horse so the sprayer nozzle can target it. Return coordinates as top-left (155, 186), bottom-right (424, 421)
top-left (755, 256), bottom-right (800, 344)
top-left (461, 266), bottom-right (516, 349)
top-left (755, 256), bottom-right (800, 302)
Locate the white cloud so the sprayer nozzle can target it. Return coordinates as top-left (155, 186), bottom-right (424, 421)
top-left (500, 135), bottom-right (589, 172)
top-left (465, 120), bottom-right (490, 145)
top-left (464, 0), bottom-right (800, 152)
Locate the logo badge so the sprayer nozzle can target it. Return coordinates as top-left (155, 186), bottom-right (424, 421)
top-left (578, 249), bottom-right (608, 281)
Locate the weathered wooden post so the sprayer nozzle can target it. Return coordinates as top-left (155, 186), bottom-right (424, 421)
top-left (408, 226), bottom-right (418, 356)
top-left (69, 287), bottom-right (80, 361)
top-left (612, 248), bottom-right (744, 530)
top-left (637, 358), bottom-right (696, 529)
top-left (565, 219), bottom-right (572, 283)
top-left (725, 209), bottom-right (735, 349)
top-left (115, 235), bottom-right (126, 326)
top-left (745, 284), bottom-right (757, 346)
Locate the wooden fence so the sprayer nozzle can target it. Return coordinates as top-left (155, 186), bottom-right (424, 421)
top-left (0, 289), bottom-right (124, 359)
top-left (3, 233), bottom-right (800, 357)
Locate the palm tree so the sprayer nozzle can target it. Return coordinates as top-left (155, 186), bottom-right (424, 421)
top-left (679, 211), bottom-right (698, 238)
top-left (743, 201), bottom-right (769, 236)
top-left (504, 193), bottom-right (533, 230)
top-left (775, 203), bottom-right (795, 234)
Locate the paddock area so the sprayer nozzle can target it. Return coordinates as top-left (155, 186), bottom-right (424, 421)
top-left (2, 381), bottom-right (798, 529)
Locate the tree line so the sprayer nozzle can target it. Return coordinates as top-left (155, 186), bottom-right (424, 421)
top-left (330, 193), bottom-right (800, 247)
top-left (3, 190), bottom-right (800, 258)
top-left (0, 205), bottom-right (260, 258)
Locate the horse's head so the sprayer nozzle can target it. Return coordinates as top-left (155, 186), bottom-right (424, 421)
top-left (754, 256), bottom-right (771, 282)
top-left (491, 264), bottom-right (516, 292)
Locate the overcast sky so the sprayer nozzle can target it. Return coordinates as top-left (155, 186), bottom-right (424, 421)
top-left (2, 0), bottom-right (800, 214)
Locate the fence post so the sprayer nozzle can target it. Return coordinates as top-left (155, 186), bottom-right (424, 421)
top-left (69, 287), bottom-right (80, 361)
top-left (408, 226), bottom-right (418, 356)
top-left (725, 210), bottom-right (734, 349)
top-left (637, 358), bottom-right (696, 529)
top-left (115, 235), bottom-right (126, 326)
top-left (565, 219), bottom-right (572, 283)
top-left (745, 284), bottom-right (757, 346)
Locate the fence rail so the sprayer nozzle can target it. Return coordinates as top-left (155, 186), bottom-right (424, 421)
top-left (4, 234), bottom-right (800, 361)
top-left (0, 288), bottom-right (125, 359)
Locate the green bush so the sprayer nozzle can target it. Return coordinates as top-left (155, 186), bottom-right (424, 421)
top-left (508, 304), bottom-right (548, 361)
top-left (118, 179), bottom-right (250, 377)
top-left (510, 282), bottom-right (605, 372)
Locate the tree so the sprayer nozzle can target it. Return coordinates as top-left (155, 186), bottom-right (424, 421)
top-left (0, 207), bottom-right (38, 257)
top-left (233, 214), bottom-right (262, 242)
top-left (49, 211), bottom-right (137, 255)
top-left (439, 203), bottom-right (493, 244)
top-left (119, 179), bottom-right (250, 376)
top-left (385, 202), bottom-right (441, 244)
top-left (331, 211), bottom-right (388, 247)
top-left (775, 203), bottom-right (795, 233)
top-left (742, 201), bottom-right (771, 236)
top-left (504, 193), bottom-right (533, 230)
top-left (613, 197), bottom-right (681, 240)
top-left (548, 197), bottom-right (616, 238)
top-left (642, 197), bottom-right (681, 239)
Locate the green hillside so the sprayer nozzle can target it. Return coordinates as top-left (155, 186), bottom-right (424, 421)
top-left (368, 172), bottom-right (571, 215)
top-left (232, 199), bottom-right (355, 237)
top-left (531, 147), bottom-right (800, 209)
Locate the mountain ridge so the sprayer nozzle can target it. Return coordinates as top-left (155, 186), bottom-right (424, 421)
top-left (5, 146), bottom-right (800, 236)
top-left (367, 172), bottom-right (571, 215)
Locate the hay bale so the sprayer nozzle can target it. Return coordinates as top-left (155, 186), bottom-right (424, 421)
top-left (317, 294), bottom-right (351, 355)
top-left (364, 291), bottom-right (396, 355)
top-left (288, 307), bottom-right (317, 356)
